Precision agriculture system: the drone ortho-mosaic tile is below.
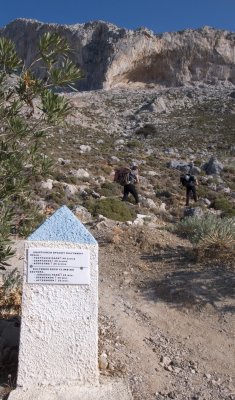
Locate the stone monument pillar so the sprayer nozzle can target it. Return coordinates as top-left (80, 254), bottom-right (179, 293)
top-left (10, 205), bottom-right (99, 397)
top-left (9, 206), bottom-right (132, 400)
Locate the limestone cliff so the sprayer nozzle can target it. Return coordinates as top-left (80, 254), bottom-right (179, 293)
top-left (1, 19), bottom-right (235, 90)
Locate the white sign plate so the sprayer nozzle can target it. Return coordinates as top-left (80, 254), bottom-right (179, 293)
top-left (27, 248), bottom-right (90, 285)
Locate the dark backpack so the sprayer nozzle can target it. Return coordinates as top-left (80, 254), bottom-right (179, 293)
top-left (114, 167), bottom-right (131, 186)
top-left (180, 174), bottom-right (196, 187)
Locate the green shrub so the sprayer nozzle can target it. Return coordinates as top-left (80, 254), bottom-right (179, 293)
top-left (63, 176), bottom-right (78, 185)
top-left (200, 215), bottom-right (234, 262)
top-left (135, 124), bottom-right (158, 137)
top-left (127, 140), bottom-right (142, 149)
top-left (223, 165), bottom-right (235, 174)
top-left (175, 214), bottom-right (235, 244)
top-left (45, 191), bottom-right (65, 204)
top-left (99, 182), bottom-right (120, 197)
top-left (0, 33), bottom-right (81, 267)
top-left (210, 196), bottom-right (235, 217)
top-left (85, 198), bottom-right (136, 222)
top-left (175, 214), bottom-right (235, 263)
top-left (52, 172), bottom-right (67, 182)
top-left (197, 185), bottom-right (209, 198)
top-left (17, 207), bottom-right (46, 237)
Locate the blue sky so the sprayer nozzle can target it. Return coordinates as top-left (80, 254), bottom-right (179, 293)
top-left (1, 0), bottom-right (234, 33)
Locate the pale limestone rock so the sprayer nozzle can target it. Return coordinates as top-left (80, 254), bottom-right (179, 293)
top-left (64, 184), bottom-right (78, 197)
top-left (152, 97), bottom-right (168, 113)
top-left (110, 156), bottom-right (121, 162)
top-left (58, 158), bottom-right (71, 165)
top-left (73, 205), bottom-right (93, 223)
top-left (99, 352), bottom-right (109, 370)
top-left (80, 145), bottom-right (92, 152)
top-left (141, 198), bottom-right (157, 209)
top-left (114, 139), bottom-right (125, 145)
top-left (159, 202), bottom-right (166, 212)
top-left (133, 214), bottom-right (149, 226)
top-left (94, 176), bottom-right (106, 184)
top-left (1, 20), bottom-right (235, 90)
top-left (69, 169), bottom-right (90, 179)
top-left (146, 170), bottom-right (159, 177)
top-left (40, 179), bottom-right (54, 190)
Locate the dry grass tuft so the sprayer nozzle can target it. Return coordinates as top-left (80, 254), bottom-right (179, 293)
top-left (195, 235), bottom-right (235, 264)
top-left (0, 269), bottom-right (22, 318)
top-left (109, 226), bottom-right (124, 245)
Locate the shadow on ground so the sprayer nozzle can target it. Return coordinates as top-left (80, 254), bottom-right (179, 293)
top-left (140, 246), bottom-right (235, 313)
top-left (0, 317), bottom-right (20, 389)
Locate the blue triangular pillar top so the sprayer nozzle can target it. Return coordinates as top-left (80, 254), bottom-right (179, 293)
top-left (28, 206), bottom-right (97, 244)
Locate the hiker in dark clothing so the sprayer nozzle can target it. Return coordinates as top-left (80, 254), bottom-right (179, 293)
top-left (122, 165), bottom-right (140, 205)
top-left (181, 174), bottom-right (198, 206)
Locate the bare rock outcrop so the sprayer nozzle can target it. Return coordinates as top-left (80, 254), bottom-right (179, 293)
top-left (1, 19), bottom-right (235, 90)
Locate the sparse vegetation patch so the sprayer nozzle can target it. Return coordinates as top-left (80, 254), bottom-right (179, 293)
top-left (210, 196), bottom-right (235, 217)
top-left (175, 214), bottom-right (235, 263)
top-left (86, 198), bottom-right (136, 222)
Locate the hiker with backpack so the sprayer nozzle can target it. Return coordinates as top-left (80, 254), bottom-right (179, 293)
top-left (180, 173), bottom-right (198, 206)
top-left (114, 164), bottom-right (140, 205)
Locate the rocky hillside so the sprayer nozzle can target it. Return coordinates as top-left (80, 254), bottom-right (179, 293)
top-left (3, 81), bottom-right (229, 235)
top-left (0, 19), bottom-right (235, 400)
top-left (1, 19), bottom-right (235, 90)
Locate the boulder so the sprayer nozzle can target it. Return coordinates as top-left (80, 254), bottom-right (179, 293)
top-left (167, 160), bottom-right (190, 172)
top-left (72, 205), bottom-right (93, 223)
top-left (201, 198), bottom-right (211, 206)
top-left (64, 184), bottom-right (78, 197)
top-left (229, 91), bottom-right (235, 99)
top-left (184, 207), bottom-right (204, 218)
top-left (69, 169), bottom-right (90, 179)
top-left (95, 176), bottom-right (106, 184)
top-left (133, 214), bottom-right (149, 226)
top-left (202, 157), bottom-right (224, 175)
top-left (141, 198), bottom-right (157, 209)
top-left (153, 97), bottom-right (168, 113)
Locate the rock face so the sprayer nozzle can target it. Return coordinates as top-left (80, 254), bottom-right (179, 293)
top-left (1, 19), bottom-right (235, 90)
